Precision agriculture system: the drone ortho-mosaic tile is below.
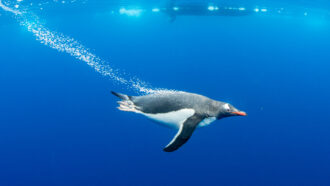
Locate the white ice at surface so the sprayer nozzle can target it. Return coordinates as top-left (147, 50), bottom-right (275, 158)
top-left (0, 0), bottom-right (169, 95)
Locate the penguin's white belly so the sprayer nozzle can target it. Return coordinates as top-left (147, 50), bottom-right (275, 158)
top-left (142, 109), bottom-right (195, 129)
top-left (141, 109), bottom-right (217, 129)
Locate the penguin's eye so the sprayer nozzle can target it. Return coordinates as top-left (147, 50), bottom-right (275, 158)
top-left (223, 104), bottom-right (230, 112)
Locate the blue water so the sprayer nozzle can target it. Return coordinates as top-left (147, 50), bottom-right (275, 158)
top-left (1, 0), bottom-right (330, 185)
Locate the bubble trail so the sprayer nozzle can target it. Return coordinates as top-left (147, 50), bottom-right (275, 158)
top-left (0, 0), bottom-right (165, 94)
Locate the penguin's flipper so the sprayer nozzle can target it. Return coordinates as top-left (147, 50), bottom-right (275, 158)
top-left (163, 114), bottom-right (204, 152)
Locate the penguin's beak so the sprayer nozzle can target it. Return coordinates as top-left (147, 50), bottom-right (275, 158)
top-left (232, 111), bottom-right (247, 116)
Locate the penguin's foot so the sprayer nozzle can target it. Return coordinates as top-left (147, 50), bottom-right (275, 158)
top-left (117, 100), bottom-right (139, 113)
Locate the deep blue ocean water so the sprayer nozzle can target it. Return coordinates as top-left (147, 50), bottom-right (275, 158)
top-left (1, 0), bottom-right (330, 185)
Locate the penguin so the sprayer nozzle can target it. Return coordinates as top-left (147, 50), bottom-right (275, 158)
top-left (111, 90), bottom-right (246, 152)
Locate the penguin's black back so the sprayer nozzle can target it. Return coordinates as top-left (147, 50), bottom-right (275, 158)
top-left (131, 91), bottom-right (222, 116)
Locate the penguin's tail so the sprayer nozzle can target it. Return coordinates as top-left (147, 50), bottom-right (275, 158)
top-left (111, 91), bottom-right (130, 100)
top-left (111, 91), bottom-right (139, 112)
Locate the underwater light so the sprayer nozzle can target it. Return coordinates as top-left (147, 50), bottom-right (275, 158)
top-left (254, 8), bottom-right (259, 12)
top-left (261, 8), bottom-right (267, 12)
top-left (173, 6), bottom-right (179, 11)
top-left (152, 8), bottom-right (160, 12)
top-left (238, 7), bottom-right (246, 11)
top-left (208, 6), bottom-right (215, 11)
top-left (119, 8), bottom-right (143, 16)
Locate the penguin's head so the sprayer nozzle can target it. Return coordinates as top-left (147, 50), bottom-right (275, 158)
top-left (217, 103), bottom-right (247, 119)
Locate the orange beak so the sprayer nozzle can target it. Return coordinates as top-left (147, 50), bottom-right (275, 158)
top-left (232, 111), bottom-right (247, 116)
